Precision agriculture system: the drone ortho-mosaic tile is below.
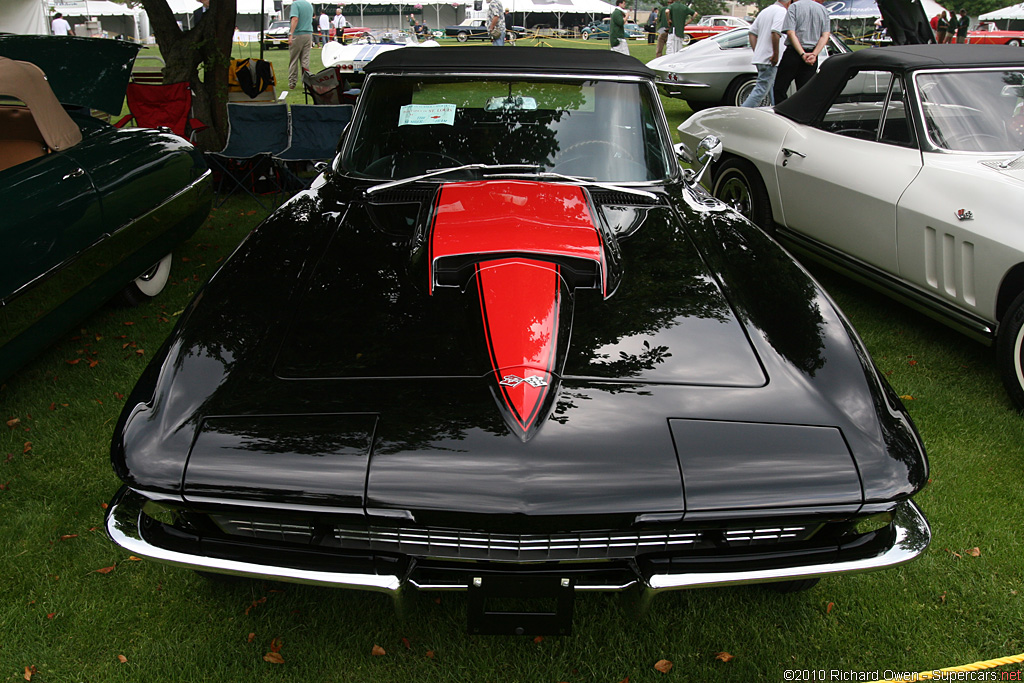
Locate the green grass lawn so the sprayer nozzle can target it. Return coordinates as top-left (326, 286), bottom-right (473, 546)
top-left (3, 40), bottom-right (1024, 682)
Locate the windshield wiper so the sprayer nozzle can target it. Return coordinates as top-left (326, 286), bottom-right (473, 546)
top-left (363, 163), bottom-right (658, 202)
top-left (492, 171), bottom-right (658, 201)
top-left (998, 151), bottom-right (1024, 169)
top-left (364, 164), bottom-right (539, 195)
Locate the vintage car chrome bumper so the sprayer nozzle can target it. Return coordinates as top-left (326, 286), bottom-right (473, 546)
top-left (106, 487), bottom-right (929, 595)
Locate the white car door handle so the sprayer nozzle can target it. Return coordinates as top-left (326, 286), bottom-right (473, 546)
top-left (782, 148), bottom-right (806, 159)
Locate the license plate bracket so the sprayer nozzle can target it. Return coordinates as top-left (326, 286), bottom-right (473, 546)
top-left (466, 574), bottom-right (575, 636)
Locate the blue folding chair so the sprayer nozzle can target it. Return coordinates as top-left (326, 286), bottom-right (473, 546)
top-left (206, 103), bottom-right (289, 211)
top-left (273, 104), bottom-right (353, 191)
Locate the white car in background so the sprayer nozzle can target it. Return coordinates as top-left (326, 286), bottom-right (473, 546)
top-left (648, 27), bottom-right (850, 109)
top-left (677, 45), bottom-right (1024, 410)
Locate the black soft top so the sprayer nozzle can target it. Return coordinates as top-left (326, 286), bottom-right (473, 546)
top-left (775, 45), bottom-right (1024, 125)
top-left (363, 46), bottom-right (656, 79)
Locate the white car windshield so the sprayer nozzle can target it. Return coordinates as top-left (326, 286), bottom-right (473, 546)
top-left (343, 76), bottom-right (673, 182)
top-left (917, 69), bottom-right (1024, 152)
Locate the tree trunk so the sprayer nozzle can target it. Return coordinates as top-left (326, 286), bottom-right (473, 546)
top-left (141, 0), bottom-right (237, 151)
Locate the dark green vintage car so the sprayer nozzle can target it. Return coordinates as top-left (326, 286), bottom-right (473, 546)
top-left (0, 36), bottom-right (212, 383)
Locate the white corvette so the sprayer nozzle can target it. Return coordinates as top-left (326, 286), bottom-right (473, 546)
top-left (678, 45), bottom-right (1024, 410)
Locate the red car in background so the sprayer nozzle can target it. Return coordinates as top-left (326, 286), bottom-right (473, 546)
top-left (966, 22), bottom-right (1024, 46)
top-left (679, 15), bottom-right (750, 45)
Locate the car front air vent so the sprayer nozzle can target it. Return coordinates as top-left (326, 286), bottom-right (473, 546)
top-left (589, 190), bottom-right (661, 206)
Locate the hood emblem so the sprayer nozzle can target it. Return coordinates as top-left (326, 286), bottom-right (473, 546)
top-left (499, 374), bottom-right (549, 388)
top-left (955, 209), bottom-right (974, 221)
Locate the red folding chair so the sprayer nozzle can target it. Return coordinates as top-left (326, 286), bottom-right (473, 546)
top-left (114, 82), bottom-right (208, 141)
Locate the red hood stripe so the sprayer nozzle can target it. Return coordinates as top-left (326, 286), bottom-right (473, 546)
top-left (429, 181), bottom-right (604, 439)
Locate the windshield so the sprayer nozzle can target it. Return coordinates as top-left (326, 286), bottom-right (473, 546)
top-left (916, 69), bottom-right (1024, 152)
top-left (342, 76), bottom-right (673, 182)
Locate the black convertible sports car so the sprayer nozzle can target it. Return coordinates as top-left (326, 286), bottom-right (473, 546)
top-left (106, 47), bottom-right (929, 635)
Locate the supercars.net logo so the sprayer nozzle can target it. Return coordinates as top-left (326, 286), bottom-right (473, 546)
top-left (499, 375), bottom-right (548, 388)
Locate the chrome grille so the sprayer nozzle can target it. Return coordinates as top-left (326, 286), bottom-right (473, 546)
top-left (208, 515), bottom-right (816, 561)
top-left (723, 526), bottom-right (807, 547)
top-left (210, 516), bottom-right (316, 543)
top-left (334, 527), bottom-right (701, 561)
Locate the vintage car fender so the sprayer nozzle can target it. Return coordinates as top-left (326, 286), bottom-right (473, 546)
top-left (897, 154), bottom-right (1024, 330)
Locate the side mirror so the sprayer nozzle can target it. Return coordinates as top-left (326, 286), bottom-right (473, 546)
top-left (680, 135), bottom-right (722, 185)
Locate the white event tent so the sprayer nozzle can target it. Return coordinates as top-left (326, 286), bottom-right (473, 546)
top-left (0, 0), bottom-right (51, 34)
top-left (980, 2), bottom-right (1024, 20)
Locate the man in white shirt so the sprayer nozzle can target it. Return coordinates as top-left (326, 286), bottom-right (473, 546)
top-left (51, 13), bottom-right (74, 36)
top-left (318, 10), bottom-right (331, 46)
top-left (333, 7), bottom-right (347, 44)
top-left (741, 0), bottom-right (791, 107)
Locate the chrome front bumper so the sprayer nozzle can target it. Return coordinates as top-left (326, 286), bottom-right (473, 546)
top-left (106, 487), bottom-right (929, 595)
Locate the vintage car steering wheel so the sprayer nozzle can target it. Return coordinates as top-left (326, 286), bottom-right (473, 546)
top-left (363, 150), bottom-right (465, 178)
top-left (943, 132), bottom-right (1006, 152)
top-left (558, 139), bottom-right (635, 162)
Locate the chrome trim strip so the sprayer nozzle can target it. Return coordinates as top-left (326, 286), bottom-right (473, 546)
top-left (106, 488), bottom-right (401, 593)
top-left (644, 500), bottom-right (929, 591)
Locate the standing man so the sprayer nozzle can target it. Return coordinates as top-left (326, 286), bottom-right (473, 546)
top-left (645, 7), bottom-right (658, 44)
top-left (655, 0), bottom-right (670, 57)
top-left (51, 12), bottom-right (74, 36)
top-left (288, 0), bottom-right (314, 90)
top-left (773, 0), bottom-right (830, 105)
top-left (191, 0), bottom-right (209, 29)
top-left (609, 0), bottom-right (630, 55)
top-left (318, 9), bottom-right (331, 46)
top-left (955, 9), bottom-right (970, 43)
top-left (487, 0), bottom-right (505, 46)
top-left (667, 0), bottom-right (694, 55)
top-left (334, 7), bottom-right (347, 44)
top-left (741, 0), bottom-right (791, 107)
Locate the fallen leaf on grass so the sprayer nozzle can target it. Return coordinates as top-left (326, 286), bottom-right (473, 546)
top-left (244, 596), bottom-right (267, 615)
top-left (59, 534), bottom-right (78, 541)
top-left (123, 321), bottom-right (135, 326)
top-left (371, 644), bottom-right (386, 656)
top-left (6, 418), bottom-right (20, 428)
top-left (715, 652), bottom-right (734, 663)
top-left (66, 359), bottom-right (80, 365)
top-left (128, 556), bottom-right (143, 561)
top-left (247, 632), bottom-right (256, 643)
top-left (966, 547), bottom-right (981, 557)
top-left (401, 637), bottom-right (412, 650)
top-left (945, 548), bottom-right (962, 559)
top-left (117, 655), bottom-right (128, 663)
top-left (899, 395), bottom-right (914, 400)
top-left (263, 652), bottom-right (284, 664)
top-left (654, 659), bottom-right (673, 673)
top-left (23, 442), bottom-right (31, 454)
top-left (95, 565), bottom-right (116, 574)
top-left (533, 636), bottom-right (544, 644)
top-left (270, 638), bottom-right (283, 653)
top-left (940, 592), bottom-right (947, 604)
top-left (47, 612), bottom-right (56, 619)
top-left (24, 665), bottom-right (37, 680)
top-left (425, 650), bottom-right (435, 659)
top-left (826, 601), bottom-right (834, 614)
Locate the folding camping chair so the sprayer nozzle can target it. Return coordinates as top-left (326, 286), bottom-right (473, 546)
top-left (114, 81), bottom-right (208, 141)
top-left (302, 67), bottom-right (359, 105)
top-left (273, 104), bottom-right (353, 191)
top-left (205, 103), bottom-right (289, 212)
